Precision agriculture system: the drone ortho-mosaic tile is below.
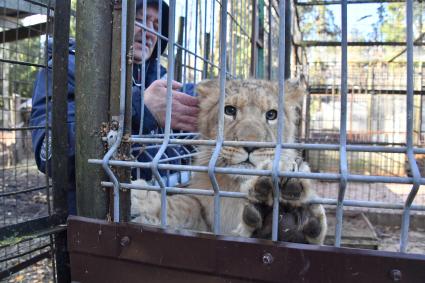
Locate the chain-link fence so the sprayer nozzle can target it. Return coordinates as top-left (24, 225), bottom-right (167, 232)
top-left (0, 0), bottom-right (73, 281)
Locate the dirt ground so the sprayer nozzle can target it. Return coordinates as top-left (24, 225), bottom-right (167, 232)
top-left (375, 225), bottom-right (425, 254)
top-left (1, 164), bottom-right (49, 228)
top-left (4, 259), bottom-right (53, 283)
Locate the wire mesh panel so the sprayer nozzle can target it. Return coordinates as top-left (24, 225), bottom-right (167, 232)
top-left (83, 0), bottom-right (425, 268)
top-left (294, 1), bottom-right (425, 222)
top-left (0, 0), bottom-right (73, 281)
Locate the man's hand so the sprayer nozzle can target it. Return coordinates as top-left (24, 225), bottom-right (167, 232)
top-left (144, 80), bottom-right (199, 132)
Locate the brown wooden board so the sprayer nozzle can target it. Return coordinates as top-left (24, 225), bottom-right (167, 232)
top-left (68, 216), bottom-right (425, 283)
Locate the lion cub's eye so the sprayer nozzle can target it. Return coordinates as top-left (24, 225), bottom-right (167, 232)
top-left (224, 105), bottom-right (237, 116)
top-left (265, 109), bottom-right (277, 120)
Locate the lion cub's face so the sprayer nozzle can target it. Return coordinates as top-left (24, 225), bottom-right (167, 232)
top-left (195, 79), bottom-right (306, 171)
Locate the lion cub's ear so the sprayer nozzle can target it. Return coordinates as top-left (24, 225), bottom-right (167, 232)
top-left (284, 78), bottom-right (307, 108)
top-left (196, 79), bottom-right (220, 100)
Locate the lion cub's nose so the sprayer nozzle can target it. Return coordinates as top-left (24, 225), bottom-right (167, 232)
top-left (243, 146), bottom-right (255, 154)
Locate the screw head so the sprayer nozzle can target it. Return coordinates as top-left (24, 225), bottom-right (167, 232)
top-left (262, 252), bottom-right (274, 265)
top-left (390, 269), bottom-right (402, 282)
top-left (120, 236), bottom-right (131, 247)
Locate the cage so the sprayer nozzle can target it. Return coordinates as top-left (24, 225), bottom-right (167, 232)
top-left (1, 0), bottom-right (425, 282)
top-left (0, 0), bottom-right (72, 281)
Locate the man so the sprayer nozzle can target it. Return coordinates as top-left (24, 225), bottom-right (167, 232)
top-left (132, 0), bottom-right (198, 133)
top-left (30, 0), bottom-right (199, 214)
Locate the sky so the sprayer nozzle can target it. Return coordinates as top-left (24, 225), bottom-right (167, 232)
top-left (329, 3), bottom-right (387, 38)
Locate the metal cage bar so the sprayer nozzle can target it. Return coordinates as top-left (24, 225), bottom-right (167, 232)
top-left (207, 0), bottom-right (228, 234)
top-left (101, 0), bottom-right (130, 223)
top-left (152, 0), bottom-right (177, 227)
top-left (270, 0), bottom-right (286, 242)
top-left (335, 0), bottom-right (348, 247)
top-left (400, 0), bottom-right (421, 253)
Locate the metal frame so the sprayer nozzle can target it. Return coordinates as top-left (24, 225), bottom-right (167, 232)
top-left (68, 216), bottom-right (425, 283)
top-left (0, 0), bottom-right (72, 281)
top-left (82, 0), bottom-right (425, 255)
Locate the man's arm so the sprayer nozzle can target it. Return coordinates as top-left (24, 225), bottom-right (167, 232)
top-left (30, 63), bottom-right (76, 178)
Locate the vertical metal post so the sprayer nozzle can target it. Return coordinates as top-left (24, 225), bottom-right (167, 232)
top-left (400, 0), bottom-right (421, 253)
top-left (250, 0), bottom-right (258, 77)
top-left (284, 0), bottom-right (291, 79)
top-left (109, 0), bottom-right (135, 222)
top-left (52, 1), bottom-right (71, 281)
top-left (182, 0), bottom-right (189, 86)
top-left (210, 1), bottom-right (216, 77)
top-left (193, 0), bottom-right (200, 84)
top-left (271, 0), bottom-right (286, 241)
top-left (122, 0), bottom-right (135, 222)
top-left (101, 0), bottom-right (132, 222)
top-left (175, 16), bottom-right (185, 82)
top-left (421, 63), bottom-right (425, 141)
top-left (203, 32), bottom-right (211, 79)
top-left (75, 0), bottom-right (113, 218)
top-left (208, 0), bottom-right (228, 234)
top-left (257, 0), bottom-right (264, 78)
top-left (267, 0), bottom-right (272, 80)
top-left (335, 0), bottom-right (348, 247)
top-left (52, 0), bottom-right (70, 219)
top-left (138, 0), bottom-right (148, 136)
top-left (150, 0), bottom-right (177, 227)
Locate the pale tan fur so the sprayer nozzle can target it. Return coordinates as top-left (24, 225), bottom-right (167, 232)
top-left (131, 79), bottom-right (327, 243)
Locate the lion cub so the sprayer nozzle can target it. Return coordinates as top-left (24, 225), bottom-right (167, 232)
top-left (132, 79), bottom-right (327, 245)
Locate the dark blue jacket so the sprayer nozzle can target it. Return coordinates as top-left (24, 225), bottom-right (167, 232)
top-left (30, 38), bottom-right (194, 196)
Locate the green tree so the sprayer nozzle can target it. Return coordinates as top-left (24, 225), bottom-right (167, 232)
top-left (298, 6), bottom-right (340, 41)
top-left (380, 3), bottom-right (424, 42)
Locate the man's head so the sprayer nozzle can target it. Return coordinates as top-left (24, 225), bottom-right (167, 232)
top-left (134, 0), bottom-right (169, 64)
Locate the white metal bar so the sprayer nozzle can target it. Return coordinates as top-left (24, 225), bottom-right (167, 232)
top-left (101, 0), bottom-right (129, 222)
top-left (129, 137), bottom-right (425, 154)
top-left (271, 0), bottom-right (286, 241)
top-left (207, 0), bottom-right (229, 235)
top-left (149, 0), bottom-right (177, 228)
top-left (335, 0), bottom-right (348, 247)
top-left (101, 182), bottom-right (425, 211)
top-left (400, 0), bottom-right (421, 253)
top-left (138, 0), bottom-right (148, 136)
top-left (90, 158), bottom-right (425, 184)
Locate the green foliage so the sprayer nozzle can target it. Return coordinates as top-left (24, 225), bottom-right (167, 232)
top-left (2, 0), bottom-right (77, 100)
top-left (5, 37), bottom-right (43, 99)
top-left (298, 6), bottom-right (340, 41)
top-left (380, 4), bottom-right (406, 42)
top-left (380, 3), bottom-right (424, 42)
top-left (70, 0), bottom-right (77, 37)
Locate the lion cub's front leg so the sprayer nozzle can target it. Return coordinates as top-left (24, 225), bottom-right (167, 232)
top-left (131, 180), bottom-right (209, 231)
top-left (235, 160), bottom-right (327, 244)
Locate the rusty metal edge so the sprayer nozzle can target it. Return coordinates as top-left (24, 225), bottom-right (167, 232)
top-left (68, 216), bottom-right (425, 283)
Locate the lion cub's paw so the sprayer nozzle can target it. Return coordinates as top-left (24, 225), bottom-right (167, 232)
top-left (238, 203), bottom-right (327, 244)
top-left (248, 162), bottom-right (314, 207)
top-left (241, 160), bottom-right (327, 244)
top-left (234, 203), bottom-right (268, 237)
